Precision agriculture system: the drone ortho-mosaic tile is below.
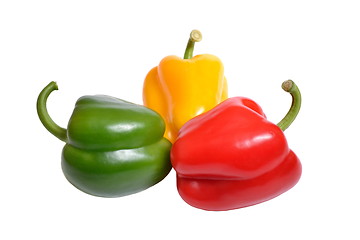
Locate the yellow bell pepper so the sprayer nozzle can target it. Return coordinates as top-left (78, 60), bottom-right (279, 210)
top-left (143, 30), bottom-right (228, 143)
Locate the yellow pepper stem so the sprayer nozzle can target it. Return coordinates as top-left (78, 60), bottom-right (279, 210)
top-left (184, 30), bottom-right (202, 59)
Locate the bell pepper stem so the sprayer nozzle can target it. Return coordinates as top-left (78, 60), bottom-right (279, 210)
top-left (183, 30), bottom-right (202, 59)
top-left (37, 81), bottom-right (67, 142)
top-left (277, 80), bottom-right (301, 131)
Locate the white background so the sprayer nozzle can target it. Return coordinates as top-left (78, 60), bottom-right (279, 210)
top-left (1, 0), bottom-right (359, 239)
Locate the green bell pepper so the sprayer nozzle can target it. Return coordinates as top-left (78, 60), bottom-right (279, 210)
top-left (37, 82), bottom-right (172, 197)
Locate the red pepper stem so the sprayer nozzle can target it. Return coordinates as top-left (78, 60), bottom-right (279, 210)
top-left (183, 30), bottom-right (202, 59)
top-left (36, 81), bottom-right (67, 142)
top-left (277, 80), bottom-right (301, 131)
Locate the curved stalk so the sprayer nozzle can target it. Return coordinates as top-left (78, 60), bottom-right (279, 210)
top-left (277, 80), bottom-right (301, 131)
top-left (36, 81), bottom-right (67, 142)
top-left (183, 30), bottom-right (202, 59)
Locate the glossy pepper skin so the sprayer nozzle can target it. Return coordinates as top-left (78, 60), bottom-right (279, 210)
top-left (37, 82), bottom-right (172, 197)
top-left (143, 30), bottom-right (228, 143)
top-left (171, 80), bottom-right (302, 211)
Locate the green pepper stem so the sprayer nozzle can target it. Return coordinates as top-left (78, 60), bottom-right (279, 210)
top-left (277, 80), bottom-right (301, 131)
top-left (36, 81), bottom-right (67, 142)
top-left (183, 30), bottom-right (202, 59)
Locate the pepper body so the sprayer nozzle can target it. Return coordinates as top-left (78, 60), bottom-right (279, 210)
top-left (171, 95), bottom-right (302, 211)
top-left (62, 138), bottom-right (171, 197)
top-left (37, 82), bottom-right (172, 197)
top-left (143, 31), bottom-right (228, 143)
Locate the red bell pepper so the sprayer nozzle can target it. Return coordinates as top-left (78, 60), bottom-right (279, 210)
top-left (171, 80), bottom-right (302, 211)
